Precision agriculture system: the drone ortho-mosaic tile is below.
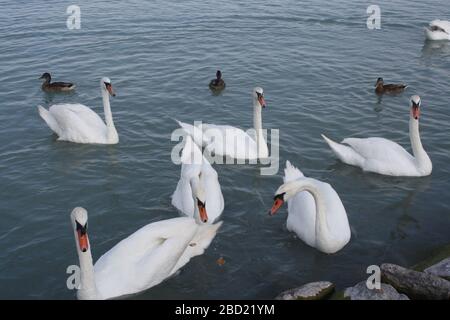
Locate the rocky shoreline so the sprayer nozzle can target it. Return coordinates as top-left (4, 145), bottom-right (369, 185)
top-left (276, 243), bottom-right (450, 300)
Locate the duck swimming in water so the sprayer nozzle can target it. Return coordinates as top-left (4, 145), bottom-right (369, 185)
top-left (209, 70), bottom-right (225, 91)
top-left (375, 77), bottom-right (407, 95)
top-left (40, 72), bottom-right (75, 92)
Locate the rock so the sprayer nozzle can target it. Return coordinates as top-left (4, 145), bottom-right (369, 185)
top-left (381, 263), bottom-right (450, 300)
top-left (276, 281), bottom-right (335, 300)
top-left (425, 258), bottom-right (450, 281)
top-left (344, 281), bottom-right (409, 300)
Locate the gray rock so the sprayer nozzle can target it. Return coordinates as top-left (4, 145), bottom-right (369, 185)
top-left (425, 258), bottom-right (450, 281)
top-left (276, 281), bottom-right (335, 300)
top-left (381, 263), bottom-right (450, 300)
top-left (344, 281), bottom-right (409, 300)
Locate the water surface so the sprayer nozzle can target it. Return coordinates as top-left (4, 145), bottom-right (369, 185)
top-left (0, 0), bottom-right (449, 299)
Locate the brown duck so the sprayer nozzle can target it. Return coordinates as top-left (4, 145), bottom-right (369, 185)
top-left (209, 70), bottom-right (226, 91)
top-left (40, 72), bottom-right (76, 92)
top-left (375, 77), bottom-right (407, 94)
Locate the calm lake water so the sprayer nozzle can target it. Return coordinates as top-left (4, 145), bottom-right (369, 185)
top-left (0, 0), bottom-right (449, 299)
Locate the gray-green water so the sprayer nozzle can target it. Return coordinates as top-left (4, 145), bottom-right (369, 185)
top-left (0, 0), bottom-right (449, 299)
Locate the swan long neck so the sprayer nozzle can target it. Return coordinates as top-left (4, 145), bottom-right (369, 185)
top-left (253, 99), bottom-right (268, 157)
top-left (71, 222), bottom-right (99, 300)
top-left (289, 179), bottom-right (332, 245)
top-left (101, 87), bottom-right (118, 142)
top-left (409, 117), bottom-right (432, 174)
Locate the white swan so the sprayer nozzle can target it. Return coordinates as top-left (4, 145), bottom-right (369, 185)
top-left (425, 20), bottom-right (450, 41)
top-left (70, 207), bottom-right (222, 300)
top-left (269, 161), bottom-right (351, 254)
top-left (172, 135), bottom-right (224, 223)
top-left (38, 77), bottom-right (119, 144)
top-left (322, 95), bottom-right (432, 177)
top-left (177, 87), bottom-right (268, 160)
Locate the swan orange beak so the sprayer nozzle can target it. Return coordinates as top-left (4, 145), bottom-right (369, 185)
top-left (198, 202), bottom-right (208, 223)
top-left (105, 83), bottom-right (116, 97)
top-left (269, 198), bottom-right (284, 216)
top-left (258, 96), bottom-right (266, 108)
top-left (77, 230), bottom-right (89, 252)
top-left (412, 105), bottom-right (420, 120)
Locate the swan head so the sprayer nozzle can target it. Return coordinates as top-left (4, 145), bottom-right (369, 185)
top-left (253, 87), bottom-right (266, 108)
top-left (39, 72), bottom-right (51, 82)
top-left (101, 77), bottom-right (116, 97)
top-left (410, 95), bottom-right (421, 120)
top-left (269, 181), bottom-right (300, 215)
top-left (71, 207), bottom-right (89, 253)
top-left (190, 177), bottom-right (208, 223)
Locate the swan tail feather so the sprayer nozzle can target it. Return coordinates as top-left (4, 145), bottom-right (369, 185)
top-left (321, 134), bottom-right (363, 166)
top-left (38, 105), bottom-right (60, 135)
top-left (284, 160), bottom-right (304, 183)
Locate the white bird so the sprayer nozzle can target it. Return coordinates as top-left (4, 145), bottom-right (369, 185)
top-left (425, 20), bottom-right (450, 41)
top-left (172, 135), bottom-right (224, 224)
top-left (70, 207), bottom-right (222, 300)
top-left (177, 87), bottom-right (269, 160)
top-left (269, 161), bottom-right (351, 254)
top-left (38, 77), bottom-right (119, 144)
top-left (322, 95), bottom-right (432, 177)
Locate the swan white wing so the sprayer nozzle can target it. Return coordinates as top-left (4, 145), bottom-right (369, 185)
top-left (316, 181), bottom-right (351, 239)
top-left (342, 137), bottom-right (417, 174)
top-left (172, 136), bottom-right (203, 217)
top-left (93, 217), bottom-right (199, 299)
top-left (48, 104), bottom-right (107, 143)
top-left (202, 124), bottom-right (258, 159)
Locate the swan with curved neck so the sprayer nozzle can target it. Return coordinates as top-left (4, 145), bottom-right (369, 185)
top-left (269, 161), bottom-right (351, 254)
top-left (177, 87), bottom-right (269, 160)
top-left (322, 95), bottom-right (432, 177)
top-left (70, 206), bottom-right (221, 300)
top-left (172, 136), bottom-right (224, 223)
top-left (37, 77), bottom-right (118, 144)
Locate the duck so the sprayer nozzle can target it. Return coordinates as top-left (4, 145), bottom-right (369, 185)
top-left (209, 70), bottom-right (226, 91)
top-left (269, 161), bottom-right (351, 254)
top-left (70, 206), bottom-right (222, 300)
top-left (39, 72), bottom-right (76, 92)
top-left (425, 20), bottom-right (450, 41)
top-left (171, 135), bottom-right (224, 223)
top-left (322, 95), bottom-right (432, 177)
top-left (37, 77), bottom-right (118, 144)
top-left (375, 78), bottom-right (407, 95)
top-left (177, 87), bottom-right (268, 160)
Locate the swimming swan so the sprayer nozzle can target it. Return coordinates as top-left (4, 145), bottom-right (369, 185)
top-left (322, 95), bottom-right (432, 177)
top-left (172, 135), bottom-right (224, 223)
top-left (70, 207), bottom-right (222, 300)
top-left (269, 161), bottom-right (351, 254)
top-left (38, 77), bottom-right (118, 144)
top-left (177, 87), bottom-right (268, 160)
